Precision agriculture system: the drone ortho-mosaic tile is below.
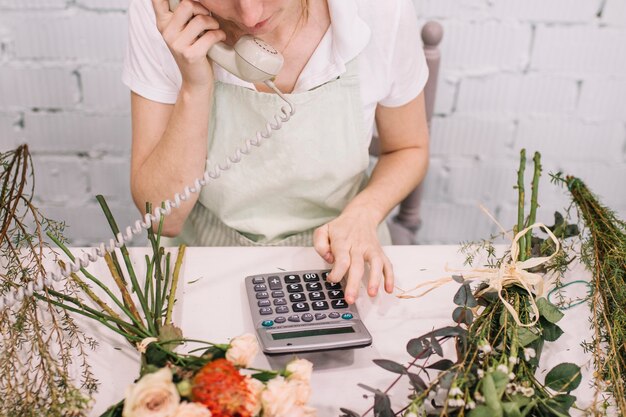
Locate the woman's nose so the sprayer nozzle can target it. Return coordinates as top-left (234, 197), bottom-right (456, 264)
top-left (237, 0), bottom-right (264, 27)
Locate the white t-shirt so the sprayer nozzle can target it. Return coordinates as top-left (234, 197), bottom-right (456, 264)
top-left (122, 0), bottom-right (429, 139)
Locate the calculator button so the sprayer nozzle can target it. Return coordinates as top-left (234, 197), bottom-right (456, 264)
top-left (342, 313), bottom-right (354, 320)
top-left (302, 313), bottom-right (314, 322)
top-left (328, 290), bottom-right (345, 299)
top-left (268, 276), bottom-right (282, 290)
top-left (258, 299), bottom-right (271, 307)
top-left (309, 291), bottom-right (325, 301)
top-left (262, 320), bottom-right (274, 327)
top-left (289, 293), bottom-right (306, 302)
top-left (276, 306), bottom-right (289, 314)
top-left (328, 312), bottom-right (340, 319)
top-left (314, 313), bottom-right (327, 320)
top-left (273, 298), bottom-right (287, 306)
top-left (256, 292), bottom-right (269, 299)
top-left (325, 282), bottom-right (342, 290)
top-left (321, 272), bottom-right (330, 281)
top-left (312, 301), bottom-right (329, 310)
top-left (272, 290), bottom-right (285, 298)
top-left (287, 284), bottom-right (303, 293)
top-left (275, 316), bottom-right (286, 324)
top-left (284, 274), bottom-right (301, 283)
top-left (254, 284), bottom-right (267, 291)
top-left (288, 315), bottom-right (301, 322)
top-left (260, 307), bottom-right (273, 315)
top-left (303, 273), bottom-right (319, 282)
top-left (292, 302), bottom-right (310, 312)
top-left (252, 277), bottom-right (265, 284)
top-left (306, 282), bottom-right (322, 291)
top-left (331, 299), bottom-right (349, 309)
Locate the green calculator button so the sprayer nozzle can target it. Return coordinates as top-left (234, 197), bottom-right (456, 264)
top-left (341, 313), bottom-right (353, 320)
top-left (262, 320), bottom-right (274, 327)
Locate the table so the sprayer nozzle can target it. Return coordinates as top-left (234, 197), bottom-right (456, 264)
top-left (73, 245), bottom-right (595, 417)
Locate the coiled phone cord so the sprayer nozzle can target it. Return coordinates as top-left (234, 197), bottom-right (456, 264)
top-left (0, 80), bottom-right (295, 310)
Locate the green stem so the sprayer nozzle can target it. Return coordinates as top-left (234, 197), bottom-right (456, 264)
top-left (34, 293), bottom-right (143, 342)
top-left (96, 195), bottom-right (155, 334)
top-left (47, 232), bottom-right (148, 333)
top-left (42, 288), bottom-right (150, 338)
top-left (517, 149), bottom-right (527, 261)
top-left (166, 245), bottom-right (186, 326)
top-left (525, 152), bottom-right (541, 258)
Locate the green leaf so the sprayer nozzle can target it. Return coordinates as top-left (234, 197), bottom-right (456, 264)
top-left (550, 394), bottom-right (576, 411)
top-left (482, 374), bottom-right (503, 415)
top-left (251, 371), bottom-right (278, 382)
top-left (373, 391), bottom-right (394, 417)
top-left (452, 306), bottom-right (473, 325)
top-left (517, 327), bottom-right (540, 346)
top-left (373, 359), bottom-right (406, 374)
top-left (144, 343), bottom-right (169, 367)
top-left (454, 283), bottom-right (478, 307)
top-left (502, 402), bottom-right (522, 417)
top-left (545, 363), bottom-right (582, 392)
top-left (469, 405), bottom-right (495, 417)
top-left (430, 335), bottom-right (443, 356)
top-left (537, 297), bottom-right (564, 323)
top-left (540, 318), bottom-right (564, 342)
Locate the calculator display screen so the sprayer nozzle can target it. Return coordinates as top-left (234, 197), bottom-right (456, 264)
top-left (270, 326), bottom-right (355, 340)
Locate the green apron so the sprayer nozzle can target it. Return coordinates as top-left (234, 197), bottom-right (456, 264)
top-left (172, 59), bottom-right (391, 247)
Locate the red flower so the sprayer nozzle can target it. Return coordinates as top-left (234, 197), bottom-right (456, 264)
top-left (192, 358), bottom-right (252, 417)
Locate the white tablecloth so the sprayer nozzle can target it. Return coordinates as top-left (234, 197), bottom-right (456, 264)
top-left (67, 246), bottom-right (594, 417)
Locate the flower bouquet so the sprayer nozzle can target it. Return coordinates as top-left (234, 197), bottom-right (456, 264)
top-left (0, 145), bottom-right (315, 417)
top-left (342, 150), bottom-right (583, 417)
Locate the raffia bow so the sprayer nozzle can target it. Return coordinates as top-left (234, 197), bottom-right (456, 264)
top-left (397, 222), bottom-right (560, 327)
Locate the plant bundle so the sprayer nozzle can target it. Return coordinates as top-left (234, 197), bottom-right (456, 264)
top-left (343, 150), bottom-right (582, 417)
top-left (564, 175), bottom-right (626, 414)
top-left (0, 144), bottom-right (96, 416)
top-left (2, 144), bottom-right (316, 417)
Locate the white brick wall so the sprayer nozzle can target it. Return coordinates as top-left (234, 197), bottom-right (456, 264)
top-left (0, 0), bottom-right (625, 247)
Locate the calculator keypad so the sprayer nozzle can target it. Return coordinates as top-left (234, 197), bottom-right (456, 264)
top-left (248, 270), bottom-right (352, 325)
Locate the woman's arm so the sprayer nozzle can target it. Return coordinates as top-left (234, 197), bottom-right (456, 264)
top-left (313, 92), bottom-right (429, 304)
top-left (130, 0), bottom-right (226, 236)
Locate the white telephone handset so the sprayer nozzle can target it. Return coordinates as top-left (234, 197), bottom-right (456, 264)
top-left (168, 0), bottom-right (283, 83)
top-left (0, 0), bottom-right (298, 310)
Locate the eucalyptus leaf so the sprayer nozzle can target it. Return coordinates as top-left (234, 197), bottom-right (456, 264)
top-left (452, 306), bottom-right (473, 325)
top-left (453, 283), bottom-right (478, 307)
top-left (407, 372), bottom-right (427, 391)
top-left (339, 408), bottom-right (361, 417)
top-left (536, 297), bottom-right (564, 324)
top-left (373, 359), bottom-right (406, 374)
top-left (426, 359), bottom-right (455, 371)
top-left (406, 337), bottom-right (432, 359)
top-left (357, 383), bottom-right (379, 394)
top-left (374, 391), bottom-right (394, 417)
top-left (430, 335), bottom-right (443, 356)
top-left (452, 274), bottom-right (464, 283)
top-left (545, 363), bottom-right (582, 392)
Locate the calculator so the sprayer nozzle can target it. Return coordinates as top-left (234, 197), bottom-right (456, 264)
top-left (244, 269), bottom-right (373, 355)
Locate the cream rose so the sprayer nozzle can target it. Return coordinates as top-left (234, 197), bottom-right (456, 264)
top-left (291, 380), bottom-right (311, 405)
top-left (225, 333), bottom-right (259, 368)
top-left (286, 359), bottom-right (313, 383)
top-left (172, 402), bottom-right (212, 417)
top-left (260, 376), bottom-right (297, 417)
top-left (123, 368), bottom-right (180, 417)
top-left (245, 376), bottom-right (265, 417)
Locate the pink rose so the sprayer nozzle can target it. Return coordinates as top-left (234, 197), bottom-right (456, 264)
top-left (245, 376), bottom-right (265, 417)
top-left (261, 376), bottom-right (316, 417)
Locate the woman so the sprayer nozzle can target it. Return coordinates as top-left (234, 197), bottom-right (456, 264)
top-left (122, 0), bottom-right (430, 304)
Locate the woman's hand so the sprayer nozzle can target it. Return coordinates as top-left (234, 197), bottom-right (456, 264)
top-left (151, 0), bottom-right (226, 90)
top-left (313, 210), bottom-right (394, 305)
